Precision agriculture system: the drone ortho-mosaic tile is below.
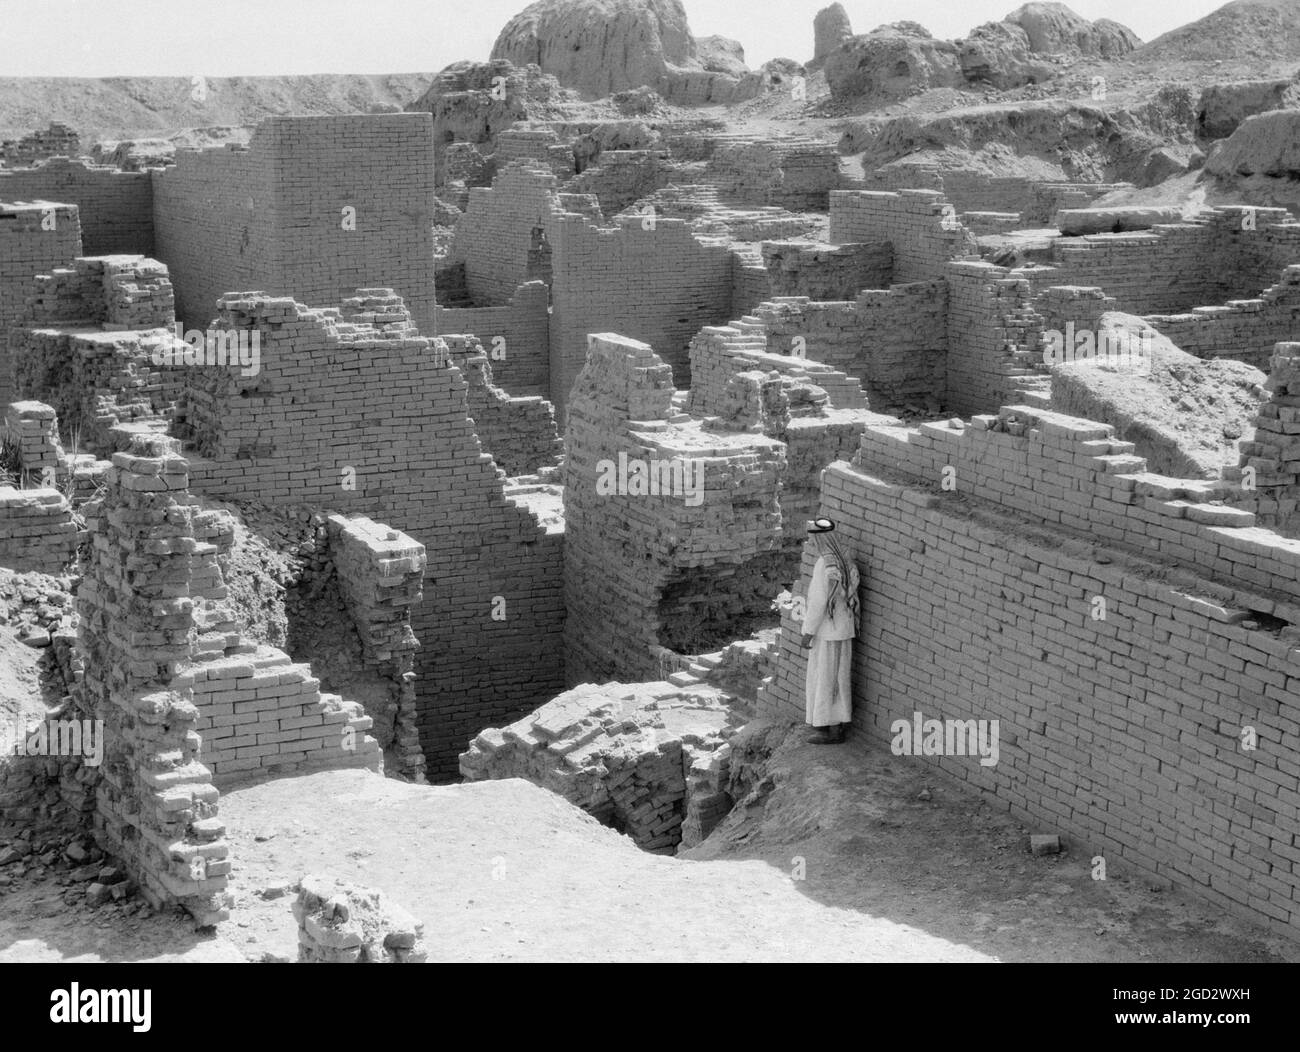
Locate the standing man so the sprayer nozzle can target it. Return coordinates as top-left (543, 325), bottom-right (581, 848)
top-left (800, 517), bottom-right (860, 744)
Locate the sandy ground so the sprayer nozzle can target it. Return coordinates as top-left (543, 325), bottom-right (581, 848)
top-left (2, 725), bottom-right (1293, 963)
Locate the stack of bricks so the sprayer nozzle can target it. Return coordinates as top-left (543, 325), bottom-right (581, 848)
top-left (77, 430), bottom-right (230, 926)
top-left (440, 334), bottom-right (562, 476)
top-left (1225, 341), bottom-right (1300, 535)
top-left (944, 259), bottom-right (1047, 417)
top-left (293, 875), bottom-right (428, 962)
top-left (0, 201), bottom-right (82, 407)
top-left (0, 485), bottom-right (81, 574)
top-left (1, 123), bottom-right (81, 167)
top-left (1146, 264), bottom-right (1300, 371)
top-left (186, 646), bottom-right (382, 786)
top-left (169, 288), bottom-right (563, 782)
top-left (563, 332), bottom-right (788, 683)
top-left (1, 398), bottom-right (104, 503)
top-left (829, 190), bottom-right (978, 282)
top-left (0, 159), bottom-right (153, 255)
top-left (760, 398), bottom-right (1300, 938)
top-left (760, 240), bottom-right (893, 300)
top-left (460, 680), bottom-right (735, 854)
top-left (328, 513), bottom-right (427, 780)
top-left (3, 400), bottom-right (64, 477)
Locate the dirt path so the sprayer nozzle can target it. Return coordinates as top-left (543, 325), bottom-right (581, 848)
top-left (3, 728), bottom-right (1292, 962)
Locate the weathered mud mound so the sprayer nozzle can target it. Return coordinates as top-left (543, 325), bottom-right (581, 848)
top-left (842, 90), bottom-right (1198, 183)
top-left (1003, 3), bottom-right (1139, 59)
top-left (491, 0), bottom-right (700, 98)
top-left (1206, 109), bottom-right (1300, 179)
top-left (1134, 0), bottom-right (1300, 63)
top-left (823, 22), bottom-right (964, 104)
top-left (1049, 314), bottom-right (1266, 479)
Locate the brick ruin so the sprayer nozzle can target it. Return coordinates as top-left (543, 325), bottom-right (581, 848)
top-left (2, 100), bottom-right (1300, 945)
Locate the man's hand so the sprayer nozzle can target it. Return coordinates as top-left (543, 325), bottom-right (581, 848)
top-left (801, 634), bottom-right (814, 649)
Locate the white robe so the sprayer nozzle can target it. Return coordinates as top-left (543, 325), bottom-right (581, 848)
top-left (801, 554), bottom-right (856, 727)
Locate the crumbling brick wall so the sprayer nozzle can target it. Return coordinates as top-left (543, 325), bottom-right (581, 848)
top-left (706, 139), bottom-right (841, 212)
top-left (755, 285), bottom-right (948, 413)
top-left (442, 335), bottom-right (563, 476)
top-left (0, 159), bottom-right (153, 255)
top-left (563, 332), bottom-right (788, 683)
top-left (433, 280), bottom-right (550, 396)
top-left (760, 240), bottom-right (893, 300)
top-left (152, 114), bottom-right (436, 333)
top-left (945, 260), bottom-right (1047, 417)
top-left (1146, 265), bottom-right (1300, 371)
top-left (0, 202), bottom-right (82, 407)
top-left (172, 288), bottom-right (564, 781)
top-left (549, 215), bottom-right (735, 412)
top-left (0, 484), bottom-right (81, 574)
top-left (1, 123), bottom-right (81, 166)
top-left (451, 161), bottom-right (562, 307)
top-left (78, 430), bottom-right (232, 926)
top-left (1035, 206), bottom-right (1300, 315)
top-left (12, 255), bottom-right (176, 453)
top-left (761, 403), bottom-right (1300, 938)
top-left (829, 189), bottom-right (978, 283)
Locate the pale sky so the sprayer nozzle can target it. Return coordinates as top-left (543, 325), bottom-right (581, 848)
top-left (0, 0), bottom-right (1233, 77)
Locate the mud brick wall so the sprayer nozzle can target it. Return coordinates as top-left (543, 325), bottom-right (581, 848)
top-left (755, 283), bottom-right (947, 412)
top-left (173, 289), bottom-right (564, 782)
top-left (188, 646), bottom-right (382, 786)
top-left (1, 123), bottom-right (81, 166)
top-left (3, 399), bottom-right (62, 474)
top-left (549, 214), bottom-right (735, 412)
top-left (453, 162), bottom-right (562, 307)
top-left (688, 322), bottom-right (869, 415)
top-left (152, 115), bottom-right (436, 334)
top-left (829, 190), bottom-right (979, 283)
top-left (1226, 342), bottom-right (1300, 537)
top-left (0, 486), bottom-right (81, 573)
top-left (462, 681), bottom-right (735, 854)
top-left (433, 280), bottom-right (550, 397)
top-left (561, 150), bottom-right (670, 217)
top-left (496, 128), bottom-right (576, 179)
top-left (1036, 207), bottom-right (1300, 316)
top-left (77, 431), bottom-right (231, 926)
top-left (0, 160), bottom-right (153, 256)
top-left (706, 140), bottom-right (841, 211)
top-left (760, 240), bottom-right (893, 300)
top-left (0, 202), bottom-right (82, 407)
top-left (760, 404), bottom-right (1300, 937)
top-left (442, 335), bottom-right (563, 476)
top-left (1147, 265), bottom-right (1300, 371)
top-left (563, 333), bottom-right (788, 682)
top-left (945, 260), bottom-right (1047, 417)
top-left (731, 254), bottom-right (773, 317)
